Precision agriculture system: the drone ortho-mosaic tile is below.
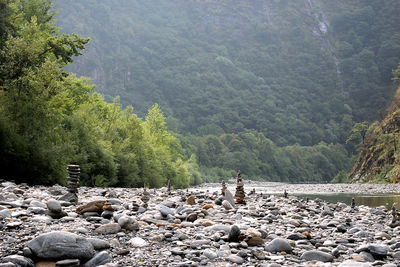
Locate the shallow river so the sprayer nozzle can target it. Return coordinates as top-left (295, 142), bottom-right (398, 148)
top-left (192, 181), bottom-right (400, 209)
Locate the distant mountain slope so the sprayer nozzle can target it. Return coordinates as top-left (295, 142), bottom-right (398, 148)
top-left (53, 0), bottom-right (400, 147)
top-left (350, 85), bottom-right (400, 183)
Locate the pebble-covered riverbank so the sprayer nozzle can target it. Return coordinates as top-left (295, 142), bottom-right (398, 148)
top-left (1, 180), bottom-right (400, 266)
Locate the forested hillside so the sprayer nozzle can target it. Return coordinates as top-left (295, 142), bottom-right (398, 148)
top-left (349, 66), bottom-right (400, 183)
top-left (0, 0), bottom-right (199, 188)
top-left (52, 0), bottom-right (400, 182)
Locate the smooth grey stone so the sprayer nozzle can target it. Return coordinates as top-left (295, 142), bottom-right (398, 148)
top-left (27, 231), bottom-right (95, 261)
top-left (224, 189), bottom-right (235, 206)
top-left (118, 216), bottom-right (138, 231)
top-left (22, 247), bottom-right (32, 257)
top-left (83, 251), bottom-right (112, 267)
top-left (94, 223), bottom-right (121, 234)
top-left (359, 251), bottom-right (374, 262)
top-left (368, 244), bottom-right (389, 259)
top-left (265, 238), bottom-right (292, 253)
top-left (2, 255), bottom-right (34, 267)
top-left (27, 207), bottom-right (47, 214)
top-left (203, 249), bottom-right (217, 260)
top-left (87, 238), bottom-right (111, 250)
top-left (55, 259), bottom-right (80, 267)
top-left (30, 200), bottom-right (46, 208)
top-left (227, 254), bottom-right (244, 264)
top-left (47, 199), bottom-right (62, 213)
top-left (222, 200), bottom-right (233, 210)
top-left (0, 209), bottom-right (11, 219)
top-left (301, 250), bottom-right (333, 262)
top-left (0, 263), bottom-right (17, 267)
top-left (159, 205), bottom-right (174, 217)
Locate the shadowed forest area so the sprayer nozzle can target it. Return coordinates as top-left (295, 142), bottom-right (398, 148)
top-left (1, 0), bottom-right (400, 186)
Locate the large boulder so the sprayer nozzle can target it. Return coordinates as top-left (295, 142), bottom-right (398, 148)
top-left (27, 231), bottom-right (95, 261)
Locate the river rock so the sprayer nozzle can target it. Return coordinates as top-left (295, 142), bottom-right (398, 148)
top-left (76, 200), bottom-right (106, 215)
top-left (27, 231), bottom-right (95, 261)
top-left (159, 205), bottom-right (174, 217)
top-left (46, 199), bottom-right (62, 213)
top-left (55, 259), bottom-right (80, 267)
top-left (95, 223), bottom-right (121, 234)
top-left (130, 237), bottom-right (148, 248)
top-left (368, 244), bottom-right (389, 259)
top-left (2, 255), bottom-right (34, 267)
top-left (228, 225), bottom-right (240, 242)
top-left (222, 200), bottom-right (233, 210)
top-left (227, 254), bottom-right (244, 264)
top-left (87, 238), bottom-right (111, 250)
top-left (265, 238), bottom-right (292, 253)
top-left (301, 250), bottom-right (334, 262)
top-left (83, 251), bottom-right (112, 267)
top-left (224, 189), bottom-right (235, 206)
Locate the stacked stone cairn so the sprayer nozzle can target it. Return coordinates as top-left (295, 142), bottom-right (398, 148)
top-left (390, 203), bottom-right (400, 227)
top-left (221, 181), bottom-right (227, 196)
top-left (141, 188), bottom-right (150, 208)
top-left (59, 164), bottom-right (80, 204)
top-left (234, 171), bottom-right (246, 204)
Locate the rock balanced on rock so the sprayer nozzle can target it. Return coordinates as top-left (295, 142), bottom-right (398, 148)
top-left (235, 170), bottom-right (245, 204)
top-left (59, 164), bottom-right (80, 204)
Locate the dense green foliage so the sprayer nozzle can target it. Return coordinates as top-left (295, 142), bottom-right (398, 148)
top-left (349, 81), bottom-right (400, 184)
top-left (0, 0), bottom-right (199, 188)
top-left (50, 0), bottom-right (400, 182)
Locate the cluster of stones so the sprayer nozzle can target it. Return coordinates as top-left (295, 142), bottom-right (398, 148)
top-left (1, 180), bottom-right (400, 266)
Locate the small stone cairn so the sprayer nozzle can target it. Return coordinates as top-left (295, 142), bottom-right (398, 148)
top-left (390, 203), bottom-right (400, 227)
top-left (235, 171), bottom-right (246, 204)
top-left (141, 188), bottom-right (150, 208)
top-left (221, 181), bottom-right (227, 196)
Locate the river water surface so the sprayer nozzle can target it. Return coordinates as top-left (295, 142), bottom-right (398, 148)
top-left (192, 181), bottom-right (400, 209)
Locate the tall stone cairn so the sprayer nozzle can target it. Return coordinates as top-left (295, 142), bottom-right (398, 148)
top-left (67, 165), bottom-right (80, 193)
top-left (59, 164), bottom-right (80, 204)
top-left (235, 171), bottom-right (246, 204)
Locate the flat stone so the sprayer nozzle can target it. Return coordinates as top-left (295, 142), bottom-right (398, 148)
top-left (2, 255), bottom-right (34, 267)
top-left (159, 205), bottom-right (174, 217)
top-left (227, 254), bottom-right (244, 264)
top-left (87, 238), bottom-right (111, 250)
top-left (55, 259), bottom-right (80, 267)
top-left (94, 223), bottom-right (121, 235)
top-left (301, 250), bottom-right (333, 262)
top-left (265, 238), bottom-right (292, 253)
top-left (203, 249), bottom-right (218, 260)
top-left (83, 251), bottom-right (112, 267)
top-left (27, 231), bottom-right (95, 261)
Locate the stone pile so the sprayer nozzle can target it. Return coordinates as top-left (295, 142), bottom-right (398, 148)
top-left (59, 164), bottom-right (80, 204)
top-left (235, 171), bottom-right (246, 204)
top-left (1, 180), bottom-right (400, 266)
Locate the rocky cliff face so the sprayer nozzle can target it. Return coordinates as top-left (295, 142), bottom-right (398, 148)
top-left (350, 87), bottom-right (400, 183)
